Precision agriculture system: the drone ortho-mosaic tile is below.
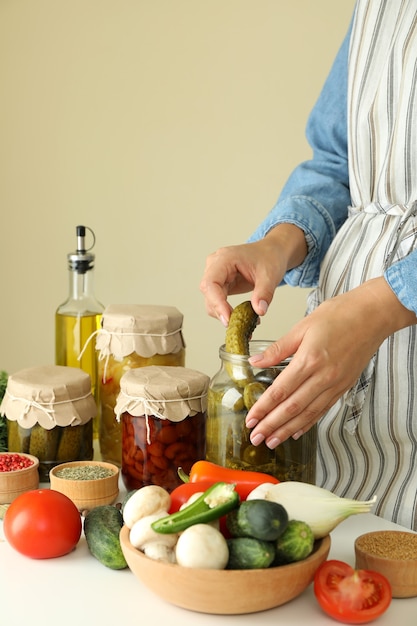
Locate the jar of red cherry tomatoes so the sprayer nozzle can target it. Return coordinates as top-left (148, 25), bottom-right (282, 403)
top-left (115, 366), bottom-right (209, 492)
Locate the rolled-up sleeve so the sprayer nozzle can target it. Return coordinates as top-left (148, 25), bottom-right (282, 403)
top-left (385, 250), bottom-right (417, 315)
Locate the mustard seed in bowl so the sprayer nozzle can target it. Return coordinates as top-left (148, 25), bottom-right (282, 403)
top-left (356, 530), bottom-right (417, 560)
top-left (355, 530), bottom-right (417, 598)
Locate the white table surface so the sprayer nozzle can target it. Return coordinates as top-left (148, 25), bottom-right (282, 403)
top-left (1, 480), bottom-right (416, 626)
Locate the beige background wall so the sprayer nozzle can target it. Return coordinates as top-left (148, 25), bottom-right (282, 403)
top-left (0, 0), bottom-right (355, 380)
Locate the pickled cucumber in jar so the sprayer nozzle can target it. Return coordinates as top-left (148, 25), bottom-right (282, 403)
top-left (206, 302), bottom-right (317, 483)
top-left (1, 365), bottom-right (96, 482)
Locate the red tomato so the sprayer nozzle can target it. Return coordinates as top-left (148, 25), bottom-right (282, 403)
top-left (3, 489), bottom-right (82, 559)
top-left (314, 559), bottom-right (392, 624)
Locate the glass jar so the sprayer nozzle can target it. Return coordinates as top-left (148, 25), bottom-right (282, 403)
top-left (206, 341), bottom-right (317, 483)
top-left (115, 365), bottom-right (209, 492)
top-left (0, 365), bottom-right (96, 481)
top-left (96, 304), bottom-right (186, 466)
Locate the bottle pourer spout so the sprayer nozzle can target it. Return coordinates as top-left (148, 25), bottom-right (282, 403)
top-left (68, 225), bottom-right (96, 273)
top-left (76, 225), bottom-right (87, 253)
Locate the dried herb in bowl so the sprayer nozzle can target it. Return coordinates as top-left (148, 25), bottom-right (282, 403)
top-left (55, 465), bottom-right (116, 481)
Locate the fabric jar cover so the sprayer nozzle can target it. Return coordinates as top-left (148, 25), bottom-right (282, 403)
top-left (114, 366), bottom-right (209, 423)
top-left (95, 304), bottom-right (185, 361)
top-left (0, 365), bottom-right (97, 430)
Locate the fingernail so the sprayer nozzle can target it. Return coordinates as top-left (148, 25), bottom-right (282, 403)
top-left (258, 300), bottom-right (269, 315)
top-left (246, 417), bottom-right (258, 429)
top-left (248, 353), bottom-right (263, 365)
top-left (292, 430), bottom-right (303, 440)
top-left (266, 437), bottom-right (280, 449)
top-left (219, 315), bottom-right (228, 328)
top-left (250, 432), bottom-right (265, 446)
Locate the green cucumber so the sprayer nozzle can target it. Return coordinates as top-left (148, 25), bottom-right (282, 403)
top-left (226, 537), bottom-right (275, 569)
top-left (274, 519), bottom-right (315, 564)
top-left (226, 499), bottom-right (288, 541)
top-left (84, 505), bottom-right (128, 570)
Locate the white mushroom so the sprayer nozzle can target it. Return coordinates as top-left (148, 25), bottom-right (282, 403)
top-left (175, 523), bottom-right (229, 569)
top-left (143, 542), bottom-right (177, 564)
top-left (123, 485), bottom-right (171, 529)
top-left (129, 511), bottom-right (178, 562)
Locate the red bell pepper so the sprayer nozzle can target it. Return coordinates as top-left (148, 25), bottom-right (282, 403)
top-left (168, 481), bottom-right (215, 514)
top-left (178, 460), bottom-right (279, 501)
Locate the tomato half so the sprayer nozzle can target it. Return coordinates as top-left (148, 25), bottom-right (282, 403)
top-left (314, 560), bottom-right (392, 624)
top-left (3, 489), bottom-right (82, 559)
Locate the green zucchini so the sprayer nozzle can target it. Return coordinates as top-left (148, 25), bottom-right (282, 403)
top-left (226, 537), bottom-right (275, 569)
top-left (226, 499), bottom-right (288, 541)
top-left (84, 505), bottom-right (128, 570)
top-left (274, 519), bottom-right (315, 564)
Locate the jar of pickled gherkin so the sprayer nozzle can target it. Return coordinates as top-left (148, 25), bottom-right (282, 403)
top-left (95, 304), bottom-right (186, 467)
top-left (0, 365), bottom-right (96, 482)
top-left (206, 341), bottom-right (317, 484)
top-left (115, 365), bottom-right (209, 492)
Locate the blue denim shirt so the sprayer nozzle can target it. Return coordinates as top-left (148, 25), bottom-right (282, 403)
top-left (248, 21), bottom-right (417, 315)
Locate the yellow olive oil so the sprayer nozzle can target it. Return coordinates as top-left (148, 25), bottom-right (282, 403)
top-left (55, 312), bottom-right (102, 436)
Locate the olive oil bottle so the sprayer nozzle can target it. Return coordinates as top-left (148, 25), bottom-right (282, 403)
top-left (55, 226), bottom-right (104, 439)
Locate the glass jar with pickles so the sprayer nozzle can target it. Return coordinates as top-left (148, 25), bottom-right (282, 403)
top-left (0, 365), bottom-right (96, 481)
top-left (115, 366), bottom-right (209, 492)
top-left (95, 304), bottom-right (185, 466)
top-left (206, 340), bottom-right (317, 484)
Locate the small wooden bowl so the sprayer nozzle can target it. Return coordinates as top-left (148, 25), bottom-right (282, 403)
top-left (49, 460), bottom-right (119, 511)
top-left (355, 530), bottom-right (417, 598)
top-left (0, 453), bottom-right (40, 504)
top-left (119, 525), bottom-right (331, 614)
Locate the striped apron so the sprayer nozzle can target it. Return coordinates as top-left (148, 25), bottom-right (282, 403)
top-left (309, 0), bottom-right (417, 530)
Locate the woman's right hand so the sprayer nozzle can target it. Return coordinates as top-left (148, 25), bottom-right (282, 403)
top-left (199, 223), bottom-right (308, 326)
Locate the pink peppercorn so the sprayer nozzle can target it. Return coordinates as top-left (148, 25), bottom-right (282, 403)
top-left (0, 453), bottom-right (34, 472)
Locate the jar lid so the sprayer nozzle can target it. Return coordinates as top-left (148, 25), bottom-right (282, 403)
top-left (114, 366), bottom-right (209, 422)
top-left (95, 304), bottom-right (185, 360)
top-left (0, 365), bottom-right (97, 430)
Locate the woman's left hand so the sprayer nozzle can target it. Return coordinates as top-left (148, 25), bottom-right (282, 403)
top-left (245, 277), bottom-right (417, 449)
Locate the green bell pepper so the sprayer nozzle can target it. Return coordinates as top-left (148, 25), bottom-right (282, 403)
top-left (151, 481), bottom-right (240, 534)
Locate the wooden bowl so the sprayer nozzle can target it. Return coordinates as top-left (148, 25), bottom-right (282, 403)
top-left (355, 530), bottom-right (417, 598)
top-left (119, 525), bottom-right (331, 614)
top-left (0, 453), bottom-right (40, 504)
top-left (49, 460), bottom-right (119, 511)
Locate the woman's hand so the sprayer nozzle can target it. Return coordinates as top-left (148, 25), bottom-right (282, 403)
top-left (245, 277), bottom-right (417, 448)
top-left (199, 224), bottom-right (307, 326)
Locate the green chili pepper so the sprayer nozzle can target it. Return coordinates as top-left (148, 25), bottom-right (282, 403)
top-left (151, 482), bottom-right (240, 534)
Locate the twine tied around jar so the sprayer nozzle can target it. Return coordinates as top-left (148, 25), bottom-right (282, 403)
top-left (79, 326), bottom-right (185, 383)
top-left (2, 389), bottom-right (94, 426)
